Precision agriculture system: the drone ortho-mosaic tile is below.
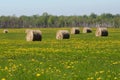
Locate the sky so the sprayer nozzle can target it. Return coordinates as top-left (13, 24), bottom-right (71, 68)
top-left (0, 0), bottom-right (120, 16)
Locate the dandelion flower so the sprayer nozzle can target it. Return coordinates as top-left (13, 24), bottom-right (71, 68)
top-left (4, 66), bottom-right (8, 70)
top-left (36, 73), bottom-right (41, 77)
top-left (32, 59), bottom-right (35, 62)
top-left (99, 71), bottom-right (104, 74)
top-left (97, 77), bottom-right (102, 80)
top-left (1, 78), bottom-right (6, 80)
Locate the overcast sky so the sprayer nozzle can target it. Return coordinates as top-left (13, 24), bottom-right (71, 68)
top-left (0, 0), bottom-right (120, 16)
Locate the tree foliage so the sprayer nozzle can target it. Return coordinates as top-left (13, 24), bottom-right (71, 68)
top-left (0, 13), bottom-right (120, 28)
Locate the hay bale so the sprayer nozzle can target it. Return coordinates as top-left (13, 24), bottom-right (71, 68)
top-left (71, 27), bottom-right (80, 34)
top-left (83, 27), bottom-right (92, 33)
top-left (26, 30), bottom-right (42, 41)
top-left (3, 29), bottom-right (8, 33)
top-left (95, 27), bottom-right (108, 36)
top-left (56, 30), bottom-right (70, 40)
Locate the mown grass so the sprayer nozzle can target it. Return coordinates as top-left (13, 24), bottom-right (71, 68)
top-left (0, 28), bottom-right (120, 80)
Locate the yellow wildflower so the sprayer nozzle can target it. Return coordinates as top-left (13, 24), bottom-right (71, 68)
top-left (36, 73), bottom-right (41, 77)
top-left (1, 78), bottom-right (6, 80)
top-left (31, 59), bottom-right (35, 62)
top-left (97, 77), bottom-right (102, 80)
top-left (99, 71), bottom-right (104, 74)
top-left (4, 66), bottom-right (8, 70)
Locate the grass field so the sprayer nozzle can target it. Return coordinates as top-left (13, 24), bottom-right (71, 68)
top-left (0, 28), bottom-right (120, 80)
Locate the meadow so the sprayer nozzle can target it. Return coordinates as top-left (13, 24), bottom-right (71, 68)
top-left (0, 28), bottom-right (120, 80)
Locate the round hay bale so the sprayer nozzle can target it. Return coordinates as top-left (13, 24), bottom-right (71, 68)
top-left (56, 30), bottom-right (70, 40)
top-left (83, 27), bottom-right (92, 33)
top-left (26, 30), bottom-right (42, 41)
top-left (3, 29), bottom-right (8, 33)
top-left (71, 27), bottom-right (80, 34)
top-left (95, 27), bottom-right (108, 36)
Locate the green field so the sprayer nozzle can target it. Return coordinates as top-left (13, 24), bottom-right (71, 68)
top-left (0, 28), bottom-right (120, 80)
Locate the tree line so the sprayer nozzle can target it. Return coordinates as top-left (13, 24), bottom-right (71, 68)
top-left (0, 12), bottom-right (120, 28)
